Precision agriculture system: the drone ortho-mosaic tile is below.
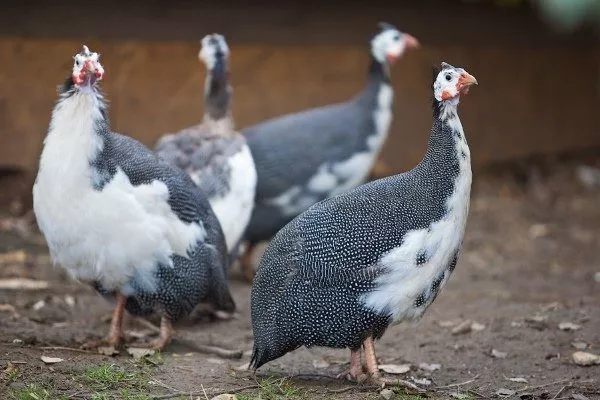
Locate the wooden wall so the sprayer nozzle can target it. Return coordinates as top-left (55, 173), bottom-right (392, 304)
top-left (0, 38), bottom-right (597, 175)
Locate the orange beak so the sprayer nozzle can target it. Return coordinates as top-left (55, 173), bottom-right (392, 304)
top-left (459, 72), bottom-right (478, 87)
top-left (404, 34), bottom-right (420, 49)
top-left (458, 72), bottom-right (477, 94)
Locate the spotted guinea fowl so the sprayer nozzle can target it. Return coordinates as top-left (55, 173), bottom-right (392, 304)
top-left (155, 34), bottom-right (257, 265)
top-left (32, 46), bottom-right (235, 351)
top-left (250, 62), bottom-right (477, 384)
top-left (241, 22), bottom-right (419, 280)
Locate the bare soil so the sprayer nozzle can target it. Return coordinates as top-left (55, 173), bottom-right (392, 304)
top-left (1, 154), bottom-right (599, 399)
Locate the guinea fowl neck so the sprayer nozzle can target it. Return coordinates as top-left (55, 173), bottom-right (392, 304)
top-left (416, 98), bottom-right (471, 180)
top-left (368, 57), bottom-right (391, 85)
top-left (204, 55), bottom-right (232, 123)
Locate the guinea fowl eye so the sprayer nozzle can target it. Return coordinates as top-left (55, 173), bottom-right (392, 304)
top-left (75, 59), bottom-right (81, 67)
top-left (445, 74), bottom-right (452, 81)
top-left (393, 34), bottom-right (400, 41)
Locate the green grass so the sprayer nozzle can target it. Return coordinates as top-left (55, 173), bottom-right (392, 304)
top-left (80, 363), bottom-right (152, 398)
top-left (9, 384), bottom-right (54, 400)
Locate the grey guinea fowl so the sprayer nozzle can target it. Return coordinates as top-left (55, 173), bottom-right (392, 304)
top-left (32, 46), bottom-right (235, 351)
top-left (241, 22), bottom-right (420, 280)
top-left (250, 62), bottom-right (477, 385)
top-left (155, 34), bottom-right (257, 267)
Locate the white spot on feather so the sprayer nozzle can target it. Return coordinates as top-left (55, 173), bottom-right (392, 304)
top-left (207, 144), bottom-right (257, 251)
top-left (33, 91), bottom-right (205, 292)
top-left (361, 105), bottom-right (472, 322)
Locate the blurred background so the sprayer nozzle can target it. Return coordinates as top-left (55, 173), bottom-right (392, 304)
top-left (0, 1), bottom-right (599, 398)
top-left (0, 0), bottom-right (598, 212)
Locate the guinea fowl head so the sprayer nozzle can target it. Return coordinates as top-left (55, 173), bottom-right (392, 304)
top-left (370, 22), bottom-right (419, 65)
top-left (71, 45), bottom-right (104, 88)
top-left (433, 62), bottom-right (477, 103)
top-left (199, 34), bottom-right (230, 71)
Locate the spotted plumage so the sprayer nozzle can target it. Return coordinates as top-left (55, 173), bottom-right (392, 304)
top-left (155, 34), bottom-right (257, 257)
top-left (250, 62), bottom-right (477, 379)
top-left (242, 22), bottom-right (420, 252)
top-left (33, 46), bottom-right (235, 349)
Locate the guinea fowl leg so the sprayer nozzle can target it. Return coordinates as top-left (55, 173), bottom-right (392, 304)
top-left (336, 348), bottom-right (366, 382)
top-left (130, 317), bottom-right (173, 350)
top-left (82, 294), bottom-right (126, 349)
top-left (241, 242), bottom-right (256, 282)
top-left (363, 336), bottom-right (424, 392)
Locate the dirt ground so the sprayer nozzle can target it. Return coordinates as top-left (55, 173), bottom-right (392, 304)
top-left (1, 153), bottom-right (599, 400)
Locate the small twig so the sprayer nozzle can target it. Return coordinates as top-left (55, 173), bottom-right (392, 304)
top-left (201, 384), bottom-right (209, 400)
top-left (467, 389), bottom-right (489, 399)
top-left (516, 379), bottom-right (570, 394)
top-left (8, 361), bottom-right (27, 364)
top-left (151, 384), bottom-right (259, 399)
top-left (291, 373), bottom-right (340, 381)
top-left (551, 384), bottom-right (571, 400)
top-left (134, 317), bottom-right (243, 359)
top-left (434, 374), bottom-right (480, 389)
top-left (326, 386), bottom-right (356, 394)
top-left (40, 346), bottom-right (92, 354)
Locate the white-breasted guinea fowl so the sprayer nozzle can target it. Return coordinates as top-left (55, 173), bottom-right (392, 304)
top-left (250, 62), bottom-right (477, 385)
top-left (155, 34), bottom-right (257, 271)
top-left (241, 22), bottom-right (419, 281)
top-left (32, 46), bottom-right (235, 351)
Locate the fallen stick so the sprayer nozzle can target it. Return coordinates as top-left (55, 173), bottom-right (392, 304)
top-left (151, 384), bottom-right (260, 400)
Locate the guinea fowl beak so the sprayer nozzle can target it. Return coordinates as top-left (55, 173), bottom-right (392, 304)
top-left (404, 34), bottom-right (420, 49)
top-left (458, 72), bottom-right (477, 94)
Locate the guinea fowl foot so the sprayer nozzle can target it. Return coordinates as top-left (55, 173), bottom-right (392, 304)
top-left (337, 348), bottom-right (367, 382)
top-left (241, 243), bottom-right (256, 282)
top-left (81, 294), bottom-right (127, 352)
top-left (362, 336), bottom-right (425, 392)
top-left (129, 317), bottom-right (173, 351)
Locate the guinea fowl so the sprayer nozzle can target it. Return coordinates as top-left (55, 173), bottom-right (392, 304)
top-left (155, 34), bottom-right (257, 267)
top-left (250, 62), bottom-right (477, 385)
top-left (241, 22), bottom-right (419, 280)
top-left (32, 46), bottom-right (235, 351)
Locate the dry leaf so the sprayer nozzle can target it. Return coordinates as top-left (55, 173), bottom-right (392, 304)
top-left (507, 377), bottom-right (528, 383)
top-left (496, 388), bottom-right (516, 397)
top-left (126, 347), bottom-right (155, 359)
top-left (571, 393), bottom-right (590, 400)
top-left (451, 320), bottom-right (473, 335)
top-left (594, 272), bottom-right (600, 283)
top-left (312, 359), bottom-right (330, 369)
top-left (571, 341), bottom-right (589, 350)
top-left (572, 351), bottom-right (600, 366)
top-left (471, 322), bottom-right (485, 331)
top-left (234, 362), bottom-right (250, 371)
top-left (64, 295), bottom-right (75, 307)
top-left (380, 388), bottom-right (394, 400)
top-left (97, 346), bottom-right (119, 356)
top-left (0, 278), bottom-right (49, 290)
top-left (529, 224), bottom-right (549, 238)
top-left (1, 362), bottom-right (18, 378)
top-left (559, 322), bottom-right (582, 331)
top-left (379, 364), bottom-right (411, 374)
top-left (418, 362), bottom-right (441, 372)
top-left (32, 300), bottom-right (45, 311)
top-left (438, 320), bottom-right (458, 328)
top-left (40, 356), bottom-right (64, 364)
top-left (211, 395), bottom-right (238, 400)
top-left (0, 250), bottom-right (28, 265)
top-left (411, 377), bottom-right (432, 386)
top-left (450, 393), bottom-right (469, 399)
top-left (0, 304), bottom-right (17, 314)
top-left (491, 349), bottom-right (508, 359)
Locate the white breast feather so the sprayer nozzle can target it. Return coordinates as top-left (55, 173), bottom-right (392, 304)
top-left (266, 83), bottom-right (394, 217)
top-left (207, 144), bottom-right (257, 251)
top-left (33, 92), bottom-right (205, 292)
top-left (361, 111), bottom-right (472, 323)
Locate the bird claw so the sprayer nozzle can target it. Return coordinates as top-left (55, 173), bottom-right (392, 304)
top-left (128, 338), bottom-right (169, 351)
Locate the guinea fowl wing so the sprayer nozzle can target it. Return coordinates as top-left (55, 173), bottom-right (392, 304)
top-left (244, 102), bottom-right (371, 200)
